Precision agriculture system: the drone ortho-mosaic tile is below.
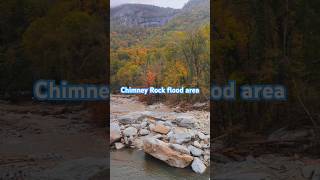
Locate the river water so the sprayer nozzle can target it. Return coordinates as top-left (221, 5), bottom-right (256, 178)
top-left (110, 149), bottom-right (210, 180)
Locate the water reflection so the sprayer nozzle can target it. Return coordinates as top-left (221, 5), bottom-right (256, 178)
top-left (111, 149), bottom-right (209, 180)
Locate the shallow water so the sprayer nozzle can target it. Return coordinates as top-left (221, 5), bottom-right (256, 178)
top-left (110, 149), bottom-right (210, 180)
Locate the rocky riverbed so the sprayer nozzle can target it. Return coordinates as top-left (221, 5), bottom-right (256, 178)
top-left (110, 95), bottom-right (210, 174)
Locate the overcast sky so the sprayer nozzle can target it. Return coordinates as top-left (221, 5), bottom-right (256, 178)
top-left (110, 0), bottom-right (190, 9)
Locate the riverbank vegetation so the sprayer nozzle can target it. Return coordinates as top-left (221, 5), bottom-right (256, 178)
top-left (213, 0), bottom-right (320, 156)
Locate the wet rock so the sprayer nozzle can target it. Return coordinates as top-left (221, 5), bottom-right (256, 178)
top-left (169, 144), bottom-right (190, 155)
top-left (123, 127), bottom-right (138, 137)
top-left (188, 145), bottom-right (203, 157)
top-left (191, 157), bottom-right (206, 174)
top-left (110, 122), bottom-right (121, 144)
top-left (153, 124), bottom-right (170, 134)
top-left (170, 133), bottom-right (192, 144)
top-left (139, 129), bottom-right (150, 136)
top-left (115, 142), bottom-right (125, 150)
top-left (143, 138), bottom-right (193, 168)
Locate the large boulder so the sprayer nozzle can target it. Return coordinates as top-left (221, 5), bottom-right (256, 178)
top-left (143, 138), bottom-right (193, 168)
top-left (110, 122), bottom-right (121, 144)
top-left (169, 144), bottom-right (190, 155)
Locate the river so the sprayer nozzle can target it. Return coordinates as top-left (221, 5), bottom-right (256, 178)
top-left (111, 149), bottom-right (210, 180)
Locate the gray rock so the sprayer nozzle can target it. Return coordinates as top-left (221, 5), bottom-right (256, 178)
top-left (169, 133), bottom-right (192, 144)
top-left (149, 124), bottom-right (155, 131)
top-left (123, 127), bottom-right (138, 137)
top-left (153, 134), bottom-right (163, 139)
top-left (131, 124), bottom-right (141, 129)
top-left (191, 157), bottom-right (206, 174)
top-left (169, 144), bottom-right (190, 155)
top-left (139, 129), bottom-right (150, 136)
top-left (197, 132), bottom-right (209, 141)
top-left (156, 121), bottom-right (165, 125)
top-left (140, 121), bottom-right (148, 128)
top-left (164, 121), bottom-right (174, 127)
top-left (177, 118), bottom-right (195, 128)
top-left (188, 145), bottom-right (203, 156)
top-left (118, 115), bottom-right (136, 124)
top-left (115, 142), bottom-right (125, 150)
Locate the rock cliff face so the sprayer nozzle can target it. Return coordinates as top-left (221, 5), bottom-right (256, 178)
top-left (111, 4), bottom-right (179, 28)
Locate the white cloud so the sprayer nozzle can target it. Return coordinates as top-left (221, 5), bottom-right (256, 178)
top-left (110, 0), bottom-right (190, 9)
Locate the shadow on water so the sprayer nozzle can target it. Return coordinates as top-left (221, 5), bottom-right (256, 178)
top-left (110, 149), bottom-right (209, 180)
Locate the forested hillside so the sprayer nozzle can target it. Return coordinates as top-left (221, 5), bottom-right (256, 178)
top-left (110, 0), bottom-right (210, 102)
top-left (0, 0), bottom-right (108, 98)
top-left (213, 0), bottom-right (320, 149)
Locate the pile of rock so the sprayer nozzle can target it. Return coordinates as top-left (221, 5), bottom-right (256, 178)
top-left (110, 115), bottom-right (210, 174)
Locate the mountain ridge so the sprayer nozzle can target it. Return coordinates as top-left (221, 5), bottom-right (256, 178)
top-left (110, 0), bottom-right (209, 29)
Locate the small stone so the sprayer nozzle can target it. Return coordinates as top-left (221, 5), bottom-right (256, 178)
top-left (170, 133), bottom-right (192, 144)
top-left (153, 124), bottom-right (170, 134)
top-left (193, 141), bottom-right (202, 149)
top-left (178, 118), bottom-right (195, 128)
top-left (197, 132), bottom-right (209, 141)
top-left (118, 115), bottom-right (136, 124)
top-left (139, 129), bottom-right (150, 136)
top-left (140, 121), bottom-right (148, 128)
top-left (164, 121), bottom-right (174, 127)
top-left (191, 157), bottom-right (206, 174)
top-left (115, 143), bottom-right (125, 150)
top-left (149, 124), bottom-right (155, 131)
top-left (132, 124), bottom-right (141, 129)
top-left (123, 127), bottom-right (138, 137)
top-left (156, 121), bottom-right (165, 125)
top-left (188, 145), bottom-right (203, 157)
